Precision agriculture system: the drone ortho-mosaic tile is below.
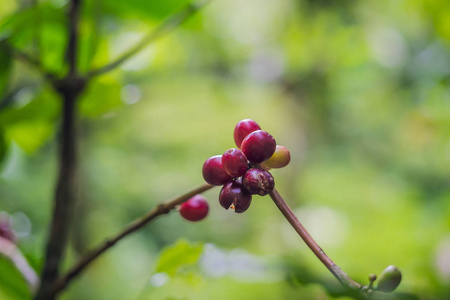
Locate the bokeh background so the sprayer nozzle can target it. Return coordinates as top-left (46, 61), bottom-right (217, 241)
top-left (0, 0), bottom-right (449, 299)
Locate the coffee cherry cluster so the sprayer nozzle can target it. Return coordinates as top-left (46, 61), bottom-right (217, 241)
top-left (202, 119), bottom-right (291, 213)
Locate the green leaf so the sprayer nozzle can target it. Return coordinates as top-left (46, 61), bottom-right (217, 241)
top-left (79, 76), bottom-right (123, 117)
top-left (0, 128), bottom-right (8, 167)
top-left (155, 239), bottom-right (204, 276)
top-left (5, 121), bottom-right (53, 154)
top-left (0, 87), bottom-right (59, 154)
top-left (0, 257), bottom-right (32, 300)
top-left (102, 0), bottom-right (192, 20)
top-left (0, 3), bottom-right (67, 75)
top-left (0, 42), bottom-right (12, 96)
top-left (0, 87), bottom-right (59, 126)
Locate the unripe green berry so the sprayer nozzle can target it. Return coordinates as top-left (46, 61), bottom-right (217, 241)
top-left (261, 145), bottom-right (290, 169)
top-left (377, 265), bottom-right (402, 292)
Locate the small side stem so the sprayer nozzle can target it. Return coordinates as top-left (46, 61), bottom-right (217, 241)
top-left (49, 183), bottom-right (214, 297)
top-left (268, 188), bottom-right (362, 290)
top-left (87, 0), bottom-right (210, 79)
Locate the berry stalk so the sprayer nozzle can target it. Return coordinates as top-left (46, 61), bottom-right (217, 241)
top-left (48, 183), bottom-right (214, 297)
top-left (268, 188), bottom-right (363, 291)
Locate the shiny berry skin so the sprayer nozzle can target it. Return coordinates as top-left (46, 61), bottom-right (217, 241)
top-left (202, 155), bottom-right (233, 186)
top-left (222, 148), bottom-right (249, 178)
top-left (243, 168), bottom-right (275, 196)
top-left (179, 195), bottom-right (209, 222)
top-left (241, 130), bottom-right (276, 163)
top-left (234, 119), bottom-right (261, 148)
top-left (219, 179), bottom-right (252, 213)
top-left (261, 145), bottom-right (291, 169)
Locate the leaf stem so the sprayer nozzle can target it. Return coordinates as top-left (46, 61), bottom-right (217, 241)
top-left (48, 182), bottom-right (214, 297)
top-left (268, 188), bottom-right (363, 291)
top-left (87, 0), bottom-right (211, 79)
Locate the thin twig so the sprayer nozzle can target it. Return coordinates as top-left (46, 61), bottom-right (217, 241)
top-left (87, 0), bottom-right (211, 79)
top-left (49, 182), bottom-right (214, 297)
top-left (0, 236), bottom-right (40, 294)
top-left (268, 188), bottom-right (364, 291)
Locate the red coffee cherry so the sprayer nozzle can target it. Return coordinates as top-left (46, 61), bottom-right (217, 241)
top-left (222, 148), bottom-right (249, 178)
top-left (234, 119), bottom-right (261, 149)
top-left (241, 130), bottom-right (276, 164)
top-left (261, 145), bottom-right (291, 169)
top-left (202, 155), bottom-right (233, 186)
top-left (179, 195), bottom-right (209, 222)
top-left (242, 168), bottom-right (275, 196)
top-left (219, 179), bottom-right (252, 213)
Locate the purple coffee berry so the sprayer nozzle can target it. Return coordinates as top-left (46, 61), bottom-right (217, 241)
top-left (202, 155), bottom-right (233, 186)
top-left (241, 130), bottom-right (276, 163)
top-left (234, 119), bottom-right (261, 149)
top-left (222, 148), bottom-right (249, 178)
top-left (243, 168), bottom-right (275, 196)
top-left (219, 179), bottom-right (252, 213)
top-left (179, 195), bottom-right (209, 222)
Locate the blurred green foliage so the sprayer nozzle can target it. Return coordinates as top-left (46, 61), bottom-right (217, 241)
top-left (0, 0), bottom-right (450, 299)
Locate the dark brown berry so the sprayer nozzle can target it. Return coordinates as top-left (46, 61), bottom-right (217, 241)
top-left (242, 168), bottom-right (275, 196)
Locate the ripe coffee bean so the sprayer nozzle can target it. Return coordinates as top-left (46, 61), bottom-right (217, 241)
top-left (179, 195), bottom-right (209, 222)
top-left (202, 155), bottom-right (233, 186)
top-left (234, 119), bottom-right (261, 148)
top-left (219, 179), bottom-right (252, 213)
top-left (261, 145), bottom-right (291, 169)
top-left (243, 168), bottom-right (275, 196)
top-left (241, 130), bottom-right (276, 163)
top-left (222, 148), bottom-right (249, 178)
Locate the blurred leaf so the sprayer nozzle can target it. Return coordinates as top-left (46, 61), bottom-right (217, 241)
top-left (0, 3), bottom-right (67, 75)
top-left (6, 121), bottom-right (53, 154)
top-left (0, 43), bottom-right (12, 96)
top-left (0, 87), bottom-right (59, 126)
top-left (78, 0), bottom-right (101, 73)
top-left (0, 87), bottom-right (58, 154)
top-left (102, 0), bottom-right (192, 20)
top-left (79, 76), bottom-right (123, 117)
top-left (155, 239), bottom-right (204, 276)
top-left (0, 128), bottom-right (8, 167)
top-left (0, 257), bottom-right (31, 300)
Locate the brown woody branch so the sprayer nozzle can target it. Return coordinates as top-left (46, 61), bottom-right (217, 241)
top-left (35, 1), bottom-right (84, 299)
top-left (48, 182), bottom-right (214, 297)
